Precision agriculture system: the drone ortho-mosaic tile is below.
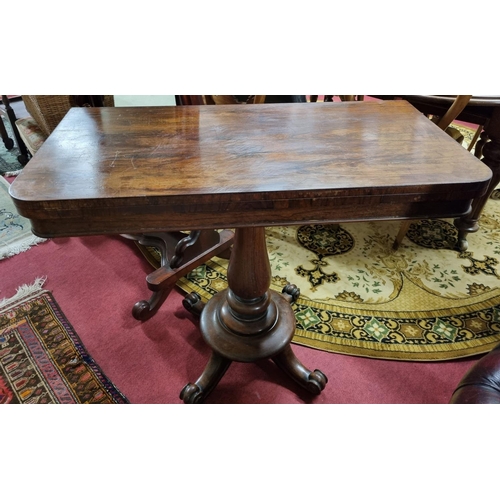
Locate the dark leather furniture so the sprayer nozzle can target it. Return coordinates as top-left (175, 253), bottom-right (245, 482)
top-left (450, 343), bottom-right (500, 403)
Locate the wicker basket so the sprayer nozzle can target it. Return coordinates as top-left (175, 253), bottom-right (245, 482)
top-left (21, 95), bottom-right (115, 136)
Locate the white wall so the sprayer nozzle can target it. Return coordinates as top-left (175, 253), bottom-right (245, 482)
top-left (114, 95), bottom-right (176, 107)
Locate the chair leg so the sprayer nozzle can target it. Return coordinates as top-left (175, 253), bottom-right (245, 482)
top-left (468, 125), bottom-right (484, 152)
top-left (393, 220), bottom-right (413, 250)
top-left (126, 229), bottom-right (234, 320)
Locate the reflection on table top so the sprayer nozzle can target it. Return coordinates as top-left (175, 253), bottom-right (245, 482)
top-left (9, 100), bottom-right (492, 237)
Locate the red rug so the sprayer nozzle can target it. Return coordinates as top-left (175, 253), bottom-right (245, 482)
top-left (0, 279), bottom-right (128, 404)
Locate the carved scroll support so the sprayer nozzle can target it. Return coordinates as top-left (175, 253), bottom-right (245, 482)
top-left (180, 227), bottom-right (327, 403)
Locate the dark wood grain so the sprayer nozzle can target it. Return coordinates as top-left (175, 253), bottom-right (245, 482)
top-left (10, 101), bottom-right (492, 238)
top-left (8, 100), bottom-right (493, 403)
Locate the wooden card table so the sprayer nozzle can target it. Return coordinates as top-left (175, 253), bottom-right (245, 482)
top-left (9, 101), bottom-right (492, 403)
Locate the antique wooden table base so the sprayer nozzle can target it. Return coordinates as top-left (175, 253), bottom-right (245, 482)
top-left (9, 102), bottom-right (492, 403)
top-left (180, 226), bottom-right (327, 403)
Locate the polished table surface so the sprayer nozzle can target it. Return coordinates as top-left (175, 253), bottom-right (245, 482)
top-left (10, 101), bottom-right (492, 237)
top-left (9, 101), bottom-right (493, 402)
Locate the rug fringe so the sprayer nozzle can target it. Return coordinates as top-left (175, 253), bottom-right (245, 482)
top-left (0, 235), bottom-right (48, 260)
top-left (2, 170), bottom-right (22, 177)
top-left (0, 277), bottom-right (47, 310)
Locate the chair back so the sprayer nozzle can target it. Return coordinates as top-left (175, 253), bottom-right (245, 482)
top-left (434, 95), bottom-right (472, 131)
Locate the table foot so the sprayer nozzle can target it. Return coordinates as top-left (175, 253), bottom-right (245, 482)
top-left (180, 352), bottom-right (232, 404)
top-left (182, 292), bottom-right (205, 316)
top-left (456, 233), bottom-right (470, 252)
top-left (132, 287), bottom-right (173, 321)
top-left (17, 153), bottom-right (29, 166)
top-left (277, 285), bottom-right (328, 394)
top-left (454, 217), bottom-right (479, 252)
top-left (3, 137), bottom-right (14, 150)
top-left (273, 345), bottom-right (328, 395)
top-left (282, 284), bottom-right (300, 304)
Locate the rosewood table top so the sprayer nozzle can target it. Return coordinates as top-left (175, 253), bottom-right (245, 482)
top-left (9, 101), bottom-right (492, 238)
top-left (8, 101), bottom-right (493, 403)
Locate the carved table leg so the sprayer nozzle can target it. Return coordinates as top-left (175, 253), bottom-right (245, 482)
top-left (273, 345), bottom-right (328, 395)
top-left (182, 292), bottom-right (205, 317)
top-left (181, 226), bottom-right (328, 403)
top-left (455, 109), bottom-right (500, 251)
top-left (180, 352), bottom-right (232, 404)
top-left (124, 229), bottom-right (234, 321)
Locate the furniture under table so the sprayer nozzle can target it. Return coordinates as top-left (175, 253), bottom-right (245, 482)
top-left (9, 101), bottom-right (492, 403)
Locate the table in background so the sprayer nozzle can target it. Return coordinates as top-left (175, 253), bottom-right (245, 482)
top-left (9, 101), bottom-right (492, 403)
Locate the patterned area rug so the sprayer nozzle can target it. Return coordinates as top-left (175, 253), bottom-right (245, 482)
top-left (139, 124), bottom-right (500, 361)
top-left (1, 175), bottom-right (46, 259)
top-left (0, 114), bottom-right (23, 176)
top-left (0, 279), bottom-right (128, 403)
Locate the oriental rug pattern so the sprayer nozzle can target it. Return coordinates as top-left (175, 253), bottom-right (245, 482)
top-left (174, 201), bottom-right (500, 361)
top-left (0, 280), bottom-right (128, 403)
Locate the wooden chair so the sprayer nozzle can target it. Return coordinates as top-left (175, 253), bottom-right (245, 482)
top-left (391, 95), bottom-right (473, 250)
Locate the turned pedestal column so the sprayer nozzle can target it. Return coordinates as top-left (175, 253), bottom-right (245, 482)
top-left (180, 226), bottom-right (328, 404)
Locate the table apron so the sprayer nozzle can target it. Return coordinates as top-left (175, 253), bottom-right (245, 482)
top-left (22, 197), bottom-right (475, 238)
